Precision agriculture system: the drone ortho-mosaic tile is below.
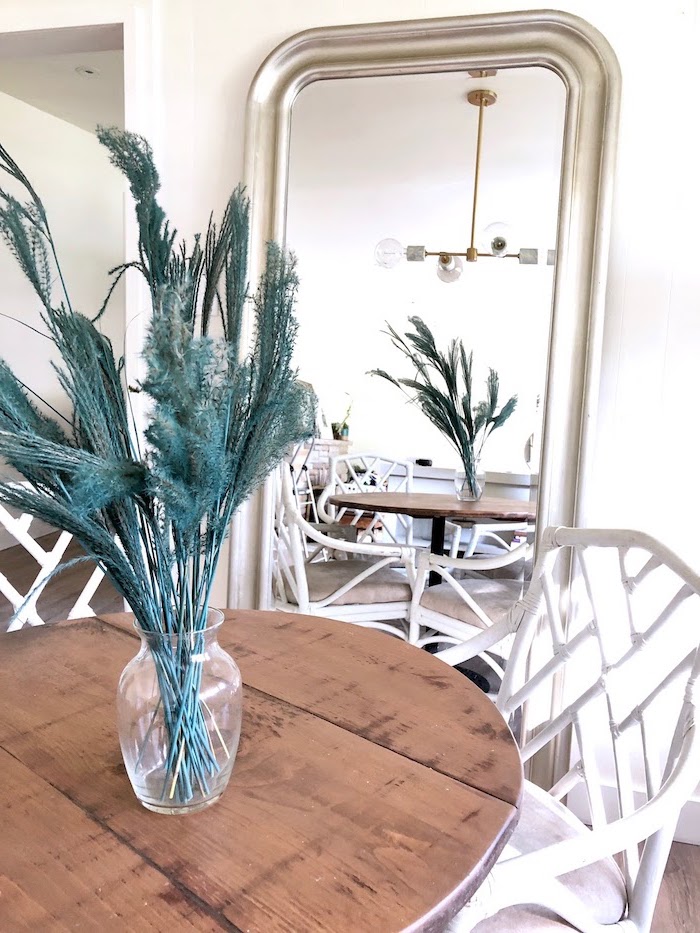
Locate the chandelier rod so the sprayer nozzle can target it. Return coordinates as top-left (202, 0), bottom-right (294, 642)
top-left (468, 91), bottom-right (487, 260)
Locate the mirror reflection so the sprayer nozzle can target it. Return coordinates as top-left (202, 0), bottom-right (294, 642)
top-left (287, 67), bottom-right (565, 509)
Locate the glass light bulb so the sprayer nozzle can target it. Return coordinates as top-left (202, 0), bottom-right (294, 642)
top-left (374, 238), bottom-right (404, 269)
top-left (481, 221), bottom-right (511, 257)
top-left (436, 254), bottom-right (463, 283)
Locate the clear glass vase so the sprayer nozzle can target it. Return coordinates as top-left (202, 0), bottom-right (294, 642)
top-left (454, 459), bottom-right (484, 501)
top-left (116, 608), bottom-right (243, 815)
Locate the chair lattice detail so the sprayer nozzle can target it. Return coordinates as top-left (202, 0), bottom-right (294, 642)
top-left (408, 542), bottom-right (533, 684)
top-left (0, 497), bottom-right (106, 632)
top-left (441, 527), bottom-right (700, 933)
top-left (272, 466), bottom-right (415, 637)
top-left (317, 453), bottom-right (414, 545)
top-left (287, 442), bottom-right (319, 525)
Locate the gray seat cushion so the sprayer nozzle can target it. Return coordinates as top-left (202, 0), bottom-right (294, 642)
top-left (289, 558), bottom-right (411, 606)
top-left (471, 905), bottom-right (582, 931)
top-left (448, 780), bottom-right (626, 931)
top-left (420, 575), bottom-right (523, 628)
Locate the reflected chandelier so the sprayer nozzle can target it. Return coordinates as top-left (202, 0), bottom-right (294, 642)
top-left (375, 78), bottom-right (550, 283)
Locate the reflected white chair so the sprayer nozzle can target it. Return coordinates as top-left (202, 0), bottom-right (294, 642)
top-left (287, 442), bottom-right (319, 524)
top-left (448, 521), bottom-right (534, 559)
top-left (272, 466), bottom-right (415, 637)
top-left (316, 452), bottom-right (414, 545)
top-left (408, 543), bottom-right (533, 687)
top-left (439, 526), bottom-right (700, 933)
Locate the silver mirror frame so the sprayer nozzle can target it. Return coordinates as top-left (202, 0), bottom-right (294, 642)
top-left (233, 10), bottom-right (620, 614)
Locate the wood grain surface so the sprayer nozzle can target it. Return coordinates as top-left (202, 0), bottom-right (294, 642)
top-left (0, 611), bottom-right (523, 932)
top-left (328, 492), bottom-right (536, 523)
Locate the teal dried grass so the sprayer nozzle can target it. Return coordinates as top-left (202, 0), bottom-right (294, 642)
top-left (0, 128), bottom-right (314, 803)
top-left (371, 316), bottom-right (517, 492)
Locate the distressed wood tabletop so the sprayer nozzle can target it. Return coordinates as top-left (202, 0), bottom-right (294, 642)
top-left (0, 610), bottom-right (522, 932)
top-left (328, 491), bottom-right (536, 524)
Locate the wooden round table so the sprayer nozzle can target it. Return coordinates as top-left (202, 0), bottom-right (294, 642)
top-left (329, 490), bottom-right (535, 553)
top-left (0, 610), bottom-right (522, 931)
top-left (328, 491), bottom-right (536, 525)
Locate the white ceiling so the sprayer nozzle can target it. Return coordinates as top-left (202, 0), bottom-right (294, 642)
top-left (0, 47), bottom-right (124, 133)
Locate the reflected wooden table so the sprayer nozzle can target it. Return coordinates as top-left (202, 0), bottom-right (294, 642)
top-left (330, 491), bottom-right (536, 583)
top-left (329, 491), bottom-right (536, 551)
top-left (0, 610), bottom-right (522, 932)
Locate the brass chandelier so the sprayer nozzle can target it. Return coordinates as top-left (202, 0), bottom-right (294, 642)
top-left (375, 80), bottom-right (546, 283)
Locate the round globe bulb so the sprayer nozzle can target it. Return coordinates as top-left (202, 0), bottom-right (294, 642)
top-left (374, 238), bottom-right (404, 269)
top-left (436, 253), bottom-right (463, 283)
top-left (481, 221), bottom-right (511, 257)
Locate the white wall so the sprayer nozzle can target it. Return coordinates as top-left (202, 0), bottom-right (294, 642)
top-left (0, 89), bottom-right (124, 546)
top-left (2, 0), bottom-right (698, 564)
top-left (0, 89), bottom-right (124, 420)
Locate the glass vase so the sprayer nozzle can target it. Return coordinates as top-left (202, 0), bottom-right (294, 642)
top-left (116, 608), bottom-right (243, 815)
top-left (454, 459), bottom-right (484, 501)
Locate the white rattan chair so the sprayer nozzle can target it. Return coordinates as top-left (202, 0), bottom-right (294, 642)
top-left (439, 526), bottom-right (700, 933)
top-left (287, 441), bottom-right (319, 524)
top-left (407, 543), bottom-right (533, 687)
top-left (448, 520), bottom-right (534, 559)
top-left (272, 466), bottom-right (416, 638)
top-left (0, 492), bottom-right (107, 631)
top-left (316, 452), bottom-right (415, 545)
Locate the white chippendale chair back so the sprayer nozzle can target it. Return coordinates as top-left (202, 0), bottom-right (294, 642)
top-left (440, 526), bottom-right (700, 933)
top-left (1, 490), bottom-right (107, 631)
top-left (271, 466), bottom-right (416, 637)
top-left (316, 452), bottom-right (414, 545)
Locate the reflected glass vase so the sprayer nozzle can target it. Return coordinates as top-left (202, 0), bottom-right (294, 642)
top-left (116, 608), bottom-right (243, 815)
top-left (454, 459), bottom-right (484, 501)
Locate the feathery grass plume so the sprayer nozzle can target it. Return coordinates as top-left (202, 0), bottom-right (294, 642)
top-left (0, 127), bottom-right (315, 804)
top-left (370, 316), bottom-right (517, 495)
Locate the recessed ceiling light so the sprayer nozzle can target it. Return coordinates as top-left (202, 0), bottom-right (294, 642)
top-left (75, 65), bottom-right (100, 78)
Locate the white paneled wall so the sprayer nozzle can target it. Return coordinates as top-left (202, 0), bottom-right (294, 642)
top-left (592, 2), bottom-right (700, 562)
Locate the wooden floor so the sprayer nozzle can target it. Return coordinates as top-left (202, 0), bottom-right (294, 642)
top-left (0, 531), bottom-right (122, 630)
top-left (652, 842), bottom-right (700, 932)
top-left (1, 534), bottom-right (698, 928)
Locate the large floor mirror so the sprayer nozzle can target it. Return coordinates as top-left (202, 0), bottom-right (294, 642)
top-left (241, 10), bottom-right (620, 624)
